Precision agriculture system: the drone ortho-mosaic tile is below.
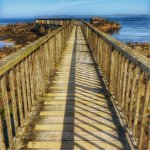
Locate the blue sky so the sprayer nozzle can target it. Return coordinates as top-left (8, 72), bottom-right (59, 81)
top-left (0, 0), bottom-right (150, 18)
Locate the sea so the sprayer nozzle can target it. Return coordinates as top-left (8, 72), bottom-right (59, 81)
top-left (0, 15), bottom-right (150, 48)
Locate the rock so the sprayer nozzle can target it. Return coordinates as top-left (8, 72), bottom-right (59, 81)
top-left (90, 17), bottom-right (121, 33)
top-left (127, 42), bottom-right (150, 58)
top-left (134, 46), bottom-right (142, 51)
top-left (0, 23), bottom-right (43, 60)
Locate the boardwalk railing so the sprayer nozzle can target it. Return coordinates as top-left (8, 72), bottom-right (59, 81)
top-left (0, 21), bottom-right (74, 149)
top-left (35, 19), bottom-right (72, 26)
top-left (82, 21), bottom-right (150, 150)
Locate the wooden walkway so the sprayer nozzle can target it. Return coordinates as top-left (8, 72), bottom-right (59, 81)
top-left (17, 26), bottom-right (131, 149)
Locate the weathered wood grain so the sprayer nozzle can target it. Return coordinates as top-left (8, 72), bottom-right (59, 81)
top-left (16, 26), bottom-right (131, 150)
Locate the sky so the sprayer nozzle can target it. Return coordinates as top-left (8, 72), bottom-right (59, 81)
top-left (0, 0), bottom-right (150, 18)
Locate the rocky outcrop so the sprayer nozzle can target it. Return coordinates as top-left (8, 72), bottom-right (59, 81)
top-left (90, 17), bottom-right (121, 33)
top-left (127, 42), bottom-right (150, 58)
top-left (0, 23), bottom-right (42, 60)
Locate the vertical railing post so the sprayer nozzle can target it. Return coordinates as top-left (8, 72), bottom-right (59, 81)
top-left (138, 78), bottom-right (150, 150)
top-left (25, 59), bottom-right (32, 111)
top-left (9, 69), bottom-right (19, 137)
top-left (29, 55), bottom-right (35, 106)
top-left (148, 123), bottom-right (150, 150)
top-left (15, 65), bottom-right (24, 127)
top-left (1, 76), bottom-right (13, 149)
top-left (0, 115), bottom-right (6, 150)
top-left (133, 72), bottom-right (143, 138)
top-left (20, 61), bottom-right (28, 119)
top-left (108, 47), bottom-right (114, 91)
top-left (128, 67), bottom-right (139, 128)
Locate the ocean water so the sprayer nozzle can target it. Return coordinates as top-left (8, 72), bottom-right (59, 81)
top-left (104, 15), bottom-right (150, 43)
top-left (0, 41), bottom-right (14, 48)
top-left (82, 15), bottom-right (150, 43)
top-left (0, 18), bottom-right (34, 25)
top-left (0, 15), bottom-right (150, 44)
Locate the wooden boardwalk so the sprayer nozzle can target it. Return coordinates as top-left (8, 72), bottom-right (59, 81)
top-left (17, 26), bottom-right (131, 149)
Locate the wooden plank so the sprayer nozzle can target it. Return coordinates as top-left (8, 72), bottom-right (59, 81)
top-left (20, 61), bottom-right (28, 119)
top-left (40, 110), bottom-right (112, 117)
top-left (25, 58), bottom-right (32, 111)
top-left (124, 63), bottom-right (133, 120)
top-left (133, 72), bottom-right (143, 138)
top-left (9, 70), bottom-right (19, 136)
top-left (138, 78), bottom-right (150, 150)
top-left (41, 104), bottom-right (111, 112)
top-left (33, 116), bottom-right (118, 124)
top-left (43, 92), bottom-right (106, 98)
top-left (28, 55), bottom-right (35, 106)
top-left (1, 76), bottom-right (13, 149)
top-left (0, 115), bottom-right (6, 150)
top-left (22, 131), bottom-right (123, 141)
top-left (34, 123), bottom-right (117, 132)
top-left (16, 65), bottom-right (24, 127)
top-left (43, 100), bottom-right (108, 105)
top-left (27, 141), bottom-right (125, 149)
top-left (128, 67), bottom-right (139, 128)
top-left (121, 59), bottom-right (128, 109)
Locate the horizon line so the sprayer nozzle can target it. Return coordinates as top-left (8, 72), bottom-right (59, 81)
top-left (0, 13), bottom-right (150, 19)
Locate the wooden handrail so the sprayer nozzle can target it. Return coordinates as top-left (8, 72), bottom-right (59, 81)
top-left (82, 20), bottom-right (150, 150)
top-left (0, 22), bottom-right (73, 76)
top-left (35, 19), bottom-right (71, 26)
top-left (0, 21), bottom-right (74, 149)
top-left (82, 21), bottom-right (150, 73)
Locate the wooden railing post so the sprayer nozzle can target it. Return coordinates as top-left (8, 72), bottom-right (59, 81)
top-left (1, 76), bottom-right (13, 149)
top-left (9, 69), bottom-right (19, 137)
top-left (15, 66), bottom-right (24, 127)
top-left (138, 78), bottom-right (150, 150)
top-left (20, 61), bottom-right (28, 119)
top-left (132, 71), bottom-right (143, 137)
top-left (0, 115), bottom-right (5, 150)
top-left (28, 55), bottom-right (35, 105)
top-left (128, 67), bottom-right (140, 129)
top-left (109, 47), bottom-right (116, 93)
top-left (148, 123), bottom-right (150, 150)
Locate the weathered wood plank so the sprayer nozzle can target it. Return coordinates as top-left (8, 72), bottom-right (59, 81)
top-left (15, 65), bottom-right (24, 127)
top-left (1, 76), bottom-right (13, 149)
top-left (138, 78), bottom-right (150, 150)
top-left (27, 141), bottom-right (125, 149)
top-left (0, 115), bottom-right (6, 150)
top-left (9, 70), bottom-right (19, 137)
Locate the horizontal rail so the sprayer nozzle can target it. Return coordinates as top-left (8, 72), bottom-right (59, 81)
top-left (82, 21), bottom-right (150, 74)
top-left (0, 22), bottom-right (73, 76)
top-left (35, 19), bottom-right (71, 25)
top-left (0, 21), bottom-right (74, 149)
top-left (82, 20), bottom-right (150, 150)
top-left (35, 19), bottom-right (82, 26)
